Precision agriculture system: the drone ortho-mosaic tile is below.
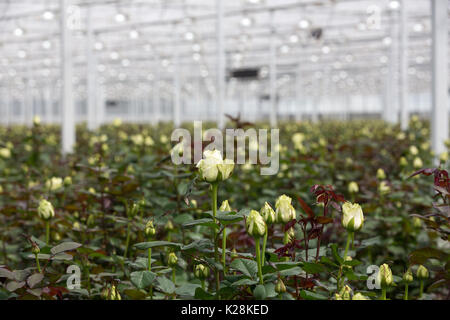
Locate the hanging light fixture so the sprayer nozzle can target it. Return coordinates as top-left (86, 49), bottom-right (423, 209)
top-left (17, 49), bottom-right (27, 59)
top-left (388, 0), bottom-right (400, 10)
top-left (321, 45), bottom-right (330, 54)
top-left (42, 10), bottom-right (54, 20)
top-left (382, 36), bottom-right (392, 46)
top-left (13, 27), bottom-right (25, 37)
top-left (110, 51), bottom-right (119, 60)
top-left (184, 31), bottom-right (195, 41)
top-left (42, 40), bottom-right (52, 50)
top-left (298, 19), bottom-right (310, 29)
top-left (240, 15), bottom-right (253, 28)
top-left (289, 34), bottom-right (299, 43)
top-left (129, 29), bottom-right (139, 39)
top-left (94, 41), bottom-right (104, 51)
top-left (115, 12), bottom-right (127, 23)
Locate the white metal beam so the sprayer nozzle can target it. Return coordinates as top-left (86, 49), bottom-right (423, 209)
top-left (431, 0), bottom-right (449, 162)
top-left (216, 0), bottom-right (225, 129)
top-left (269, 10), bottom-right (277, 128)
top-left (86, 5), bottom-right (97, 131)
top-left (60, 0), bottom-right (76, 154)
top-left (399, 0), bottom-right (409, 130)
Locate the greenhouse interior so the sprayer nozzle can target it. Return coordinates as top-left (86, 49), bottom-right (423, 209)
top-left (0, 0), bottom-right (449, 302)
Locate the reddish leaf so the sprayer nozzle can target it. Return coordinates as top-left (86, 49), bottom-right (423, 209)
top-left (297, 196), bottom-right (314, 218)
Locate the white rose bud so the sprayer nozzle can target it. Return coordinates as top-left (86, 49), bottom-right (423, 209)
top-left (196, 150), bottom-right (234, 183)
top-left (246, 210), bottom-right (267, 238)
top-left (38, 199), bottom-right (55, 220)
top-left (377, 263), bottom-right (394, 288)
top-left (260, 202), bottom-right (276, 225)
top-left (348, 181), bottom-right (359, 194)
top-left (341, 202), bottom-right (364, 232)
top-left (416, 265), bottom-right (429, 280)
top-left (275, 195), bottom-right (296, 224)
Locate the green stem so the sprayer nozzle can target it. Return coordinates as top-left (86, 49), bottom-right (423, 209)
top-left (148, 248), bottom-right (152, 272)
top-left (201, 279), bottom-right (205, 291)
top-left (35, 253), bottom-right (41, 273)
top-left (211, 183), bottom-right (220, 298)
top-left (404, 284), bottom-right (409, 300)
top-left (261, 231), bottom-right (268, 266)
top-left (337, 232), bottom-right (352, 291)
top-left (45, 221), bottom-right (50, 245)
top-left (123, 221), bottom-right (131, 259)
top-left (419, 280), bottom-right (424, 299)
top-left (255, 237), bottom-right (264, 284)
top-left (381, 288), bottom-right (387, 300)
top-left (222, 228), bottom-right (227, 274)
top-left (172, 268), bottom-right (176, 285)
top-left (283, 231), bottom-right (289, 262)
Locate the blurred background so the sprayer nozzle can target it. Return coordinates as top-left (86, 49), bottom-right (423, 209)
top-left (0, 0), bottom-right (448, 155)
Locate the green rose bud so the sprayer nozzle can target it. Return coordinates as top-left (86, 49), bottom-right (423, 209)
top-left (341, 202), bottom-right (364, 232)
top-left (168, 252), bottom-right (178, 267)
top-left (219, 200), bottom-right (232, 212)
top-left (403, 270), bottom-right (413, 283)
top-left (194, 264), bottom-right (210, 280)
top-left (416, 265), bottom-right (429, 280)
top-left (376, 168), bottom-right (386, 180)
top-left (145, 220), bottom-right (156, 238)
top-left (275, 195), bottom-right (296, 224)
top-left (377, 263), bottom-right (394, 288)
top-left (31, 243), bottom-right (40, 255)
top-left (352, 292), bottom-right (370, 300)
top-left (348, 181), bottom-right (359, 194)
top-left (339, 285), bottom-right (352, 300)
top-left (38, 199), bottom-right (55, 221)
top-left (246, 210), bottom-right (267, 238)
top-left (275, 278), bottom-right (286, 293)
top-left (165, 220), bottom-right (174, 231)
top-left (260, 202), bottom-right (276, 225)
top-left (102, 285), bottom-right (121, 300)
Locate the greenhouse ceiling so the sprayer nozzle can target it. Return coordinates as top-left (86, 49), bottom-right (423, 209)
top-left (0, 0), bottom-right (443, 97)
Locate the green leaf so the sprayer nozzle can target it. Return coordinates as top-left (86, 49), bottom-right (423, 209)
top-left (409, 248), bottom-right (449, 265)
top-left (27, 273), bottom-right (44, 289)
top-left (182, 218), bottom-right (218, 229)
top-left (175, 283), bottom-right (201, 296)
top-left (253, 284), bottom-right (266, 299)
top-left (194, 287), bottom-right (214, 300)
top-left (230, 259), bottom-right (258, 279)
top-left (134, 241), bottom-right (183, 250)
top-left (181, 239), bottom-right (213, 252)
top-left (50, 242), bottom-right (82, 255)
top-left (300, 290), bottom-right (328, 300)
top-left (0, 268), bottom-right (15, 280)
top-left (230, 278), bottom-right (259, 286)
top-left (6, 281), bottom-right (25, 292)
top-left (156, 277), bottom-right (175, 294)
top-left (301, 262), bottom-right (327, 274)
top-left (130, 271), bottom-right (156, 289)
top-left (331, 244), bottom-right (343, 264)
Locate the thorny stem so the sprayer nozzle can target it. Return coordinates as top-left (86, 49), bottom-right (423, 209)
top-left (419, 280), bottom-right (424, 299)
top-left (45, 221), bottom-right (50, 245)
top-left (35, 253), bottom-right (41, 273)
top-left (211, 183), bottom-right (220, 298)
top-left (255, 237), bottom-right (264, 284)
top-left (337, 232), bottom-right (352, 291)
top-left (148, 248), bottom-right (152, 272)
top-left (222, 228), bottom-right (227, 274)
top-left (261, 230), bottom-right (268, 266)
top-left (123, 221), bottom-right (131, 259)
top-left (381, 288), bottom-right (387, 300)
top-left (404, 284), bottom-right (409, 300)
top-left (283, 231), bottom-right (289, 262)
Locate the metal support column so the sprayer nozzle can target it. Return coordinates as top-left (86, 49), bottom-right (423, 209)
top-left (431, 0), bottom-right (449, 161)
top-left (86, 5), bottom-right (97, 130)
top-left (269, 10), bottom-right (277, 127)
top-left (60, 0), bottom-right (76, 154)
top-left (399, 0), bottom-right (409, 130)
top-left (216, 0), bottom-right (225, 129)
